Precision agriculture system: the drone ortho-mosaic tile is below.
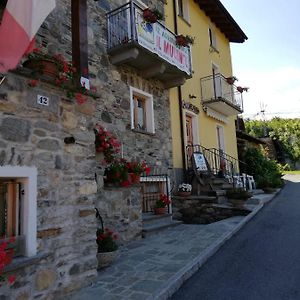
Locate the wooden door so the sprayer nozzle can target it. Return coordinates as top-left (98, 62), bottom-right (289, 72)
top-left (186, 115), bottom-right (193, 146)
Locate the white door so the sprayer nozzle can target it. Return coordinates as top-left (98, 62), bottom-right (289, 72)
top-left (212, 63), bottom-right (221, 98)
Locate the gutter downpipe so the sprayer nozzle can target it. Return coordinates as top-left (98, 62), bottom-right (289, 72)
top-left (172, 0), bottom-right (187, 175)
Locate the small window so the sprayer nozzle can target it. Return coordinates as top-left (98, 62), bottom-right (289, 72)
top-left (0, 179), bottom-right (24, 256)
top-left (0, 167), bottom-right (37, 258)
top-left (130, 87), bottom-right (155, 134)
top-left (209, 28), bottom-right (218, 50)
top-left (177, 0), bottom-right (189, 22)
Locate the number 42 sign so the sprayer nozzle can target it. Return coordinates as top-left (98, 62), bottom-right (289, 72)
top-left (37, 95), bottom-right (49, 106)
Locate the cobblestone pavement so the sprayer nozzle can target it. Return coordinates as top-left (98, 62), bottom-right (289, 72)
top-left (68, 192), bottom-right (279, 300)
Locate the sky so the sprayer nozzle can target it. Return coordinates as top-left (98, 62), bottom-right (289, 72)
top-left (221, 0), bottom-right (300, 120)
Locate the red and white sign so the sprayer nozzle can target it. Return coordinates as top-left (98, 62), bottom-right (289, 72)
top-left (136, 11), bottom-right (191, 75)
top-left (0, 0), bottom-right (56, 73)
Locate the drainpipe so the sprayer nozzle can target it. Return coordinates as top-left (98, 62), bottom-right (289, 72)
top-left (172, 0), bottom-right (187, 174)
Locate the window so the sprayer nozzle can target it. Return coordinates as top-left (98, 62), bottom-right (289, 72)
top-left (130, 87), bottom-right (155, 134)
top-left (0, 167), bottom-right (37, 257)
top-left (177, 0), bottom-right (189, 22)
top-left (209, 28), bottom-right (218, 51)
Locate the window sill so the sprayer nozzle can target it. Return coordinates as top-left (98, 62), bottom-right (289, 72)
top-left (10, 67), bottom-right (100, 100)
top-left (131, 129), bottom-right (155, 136)
top-left (178, 15), bottom-right (191, 27)
top-left (3, 253), bottom-right (50, 273)
top-left (209, 45), bottom-right (219, 54)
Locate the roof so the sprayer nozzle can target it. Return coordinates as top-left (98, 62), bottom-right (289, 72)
top-left (194, 0), bottom-right (248, 43)
top-left (236, 130), bottom-right (266, 145)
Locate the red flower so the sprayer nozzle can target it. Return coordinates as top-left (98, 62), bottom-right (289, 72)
top-left (113, 234), bottom-right (118, 240)
top-left (8, 275), bottom-right (16, 284)
top-left (75, 93), bottom-right (87, 105)
top-left (145, 167), bottom-right (151, 175)
top-left (28, 79), bottom-right (39, 87)
top-left (121, 180), bottom-right (131, 187)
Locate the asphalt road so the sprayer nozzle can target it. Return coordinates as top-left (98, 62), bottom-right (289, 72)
top-left (171, 175), bottom-right (300, 300)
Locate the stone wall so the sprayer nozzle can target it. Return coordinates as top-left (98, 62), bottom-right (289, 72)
top-left (172, 197), bottom-right (249, 224)
top-left (95, 187), bottom-right (143, 243)
top-left (0, 0), bottom-right (172, 298)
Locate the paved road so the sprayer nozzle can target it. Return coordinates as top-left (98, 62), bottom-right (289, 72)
top-left (171, 175), bottom-right (300, 300)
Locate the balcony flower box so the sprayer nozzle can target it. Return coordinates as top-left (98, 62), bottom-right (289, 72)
top-left (143, 8), bottom-right (163, 23)
top-left (176, 35), bottom-right (194, 47)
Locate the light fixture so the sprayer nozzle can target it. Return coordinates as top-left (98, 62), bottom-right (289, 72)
top-left (189, 94), bottom-right (196, 99)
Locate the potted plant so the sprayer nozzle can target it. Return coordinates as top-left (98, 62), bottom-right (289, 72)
top-left (94, 125), bottom-right (121, 163)
top-left (176, 35), bottom-right (194, 47)
top-left (237, 86), bottom-right (249, 93)
top-left (154, 194), bottom-right (171, 214)
top-left (142, 8), bottom-right (164, 23)
top-left (226, 188), bottom-right (252, 207)
top-left (96, 227), bottom-right (119, 269)
top-left (126, 161), bottom-right (151, 184)
top-left (226, 76), bottom-right (237, 85)
top-left (23, 47), bottom-right (95, 104)
top-left (104, 159), bottom-right (131, 187)
top-left (177, 183), bottom-right (192, 197)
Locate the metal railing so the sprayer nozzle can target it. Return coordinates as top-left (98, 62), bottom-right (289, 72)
top-left (200, 73), bottom-right (243, 111)
top-left (186, 144), bottom-right (246, 178)
top-left (106, 1), bottom-right (192, 75)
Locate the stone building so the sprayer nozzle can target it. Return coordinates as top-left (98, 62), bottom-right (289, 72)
top-left (0, 0), bottom-right (180, 298)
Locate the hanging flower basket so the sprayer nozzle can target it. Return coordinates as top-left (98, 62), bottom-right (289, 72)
top-left (176, 35), bottom-right (194, 47)
top-left (143, 8), bottom-right (164, 23)
top-left (226, 76), bottom-right (237, 85)
top-left (23, 58), bottom-right (59, 79)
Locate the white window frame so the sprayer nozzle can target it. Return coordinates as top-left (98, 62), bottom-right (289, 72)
top-left (0, 167), bottom-right (37, 257)
top-left (130, 87), bottom-right (155, 134)
top-left (209, 27), bottom-right (218, 51)
top-left (177, 0), bottom-right (190, 22)
top-left (216, 124), bottom-right (225, 153)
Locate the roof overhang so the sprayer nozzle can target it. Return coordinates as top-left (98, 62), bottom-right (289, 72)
top-left (236, 130), bottom-right (266, 145)
top-left (194, 0), bottom-right (248, 43)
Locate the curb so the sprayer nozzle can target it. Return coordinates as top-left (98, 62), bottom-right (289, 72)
top-left (152, 190), bottom-right (281, 300)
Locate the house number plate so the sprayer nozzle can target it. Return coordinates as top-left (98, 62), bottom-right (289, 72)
top-left (37, 95), bottom-right (49, 106)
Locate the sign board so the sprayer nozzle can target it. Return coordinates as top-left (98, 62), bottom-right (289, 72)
top-left (135, 11), bottom-right (191, 75)
top-left (37, 95), bottom-right (49, 106)
top-left (192, 152), bottom-right (208, 171)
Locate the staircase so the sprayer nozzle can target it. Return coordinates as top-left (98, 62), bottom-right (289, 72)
top-left (142, 213), bottom-right (182, 238)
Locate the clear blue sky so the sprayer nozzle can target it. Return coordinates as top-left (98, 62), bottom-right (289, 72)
top-left (221, 0), bottom-right (300, 119)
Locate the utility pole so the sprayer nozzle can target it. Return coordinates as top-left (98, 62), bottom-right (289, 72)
top-left (71, 0), bottom-right (89, 86)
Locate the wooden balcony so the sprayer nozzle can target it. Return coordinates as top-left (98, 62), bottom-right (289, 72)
top-left (107, 2), bottom-right (192, 88)
top-left (200, 74), bottom-right (244, 116)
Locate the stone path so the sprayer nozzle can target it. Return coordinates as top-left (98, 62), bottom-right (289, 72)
top-left (67, 191), bottom-right (279, 300)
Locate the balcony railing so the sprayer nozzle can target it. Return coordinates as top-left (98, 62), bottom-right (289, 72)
top-left (200, 74), bottom-right (244, 116)
top-left (106, 2), bottom-right (192, 88)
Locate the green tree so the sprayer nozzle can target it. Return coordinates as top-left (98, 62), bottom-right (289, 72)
top-left (245, 118), bottom-right (300, 167)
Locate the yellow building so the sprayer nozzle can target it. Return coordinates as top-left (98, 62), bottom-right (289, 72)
top-left (165, 0), bottom-right (248, 181)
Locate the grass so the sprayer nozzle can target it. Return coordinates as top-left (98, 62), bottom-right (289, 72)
top-left (282, 170), bottom-right (300, 175)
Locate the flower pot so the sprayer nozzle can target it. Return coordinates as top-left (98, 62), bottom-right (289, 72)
top-left (23, 58), bottom-right (59, 79)
top-left (154, 207), bottom-right (167, 215)
top-left (226, 77), bottom-right (235, 85)
top-left (97, 250), bottom-right (119, 269)
top-left (143, 9), bottom-right (158, 23)
top-left (178, 191), bottom-right (191, 197)
top-left (129, 173), bottom-right (141, 184)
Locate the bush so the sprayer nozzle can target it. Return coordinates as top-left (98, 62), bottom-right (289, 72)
top-left (244, 147), bottom-right (283, 188)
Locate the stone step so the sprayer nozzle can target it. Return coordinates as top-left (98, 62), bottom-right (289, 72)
top-left (142, 213), bottom-right (173, 227)
top-left (211, 178), bottom-right (229, 185)
top-left (172, 195), bottom-right (217, 203)
top-left (142, 220), bottom-right (182, 238)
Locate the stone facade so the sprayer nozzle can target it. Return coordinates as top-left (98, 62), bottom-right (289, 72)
top-left (0, 0), bottom-right (172, 298)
